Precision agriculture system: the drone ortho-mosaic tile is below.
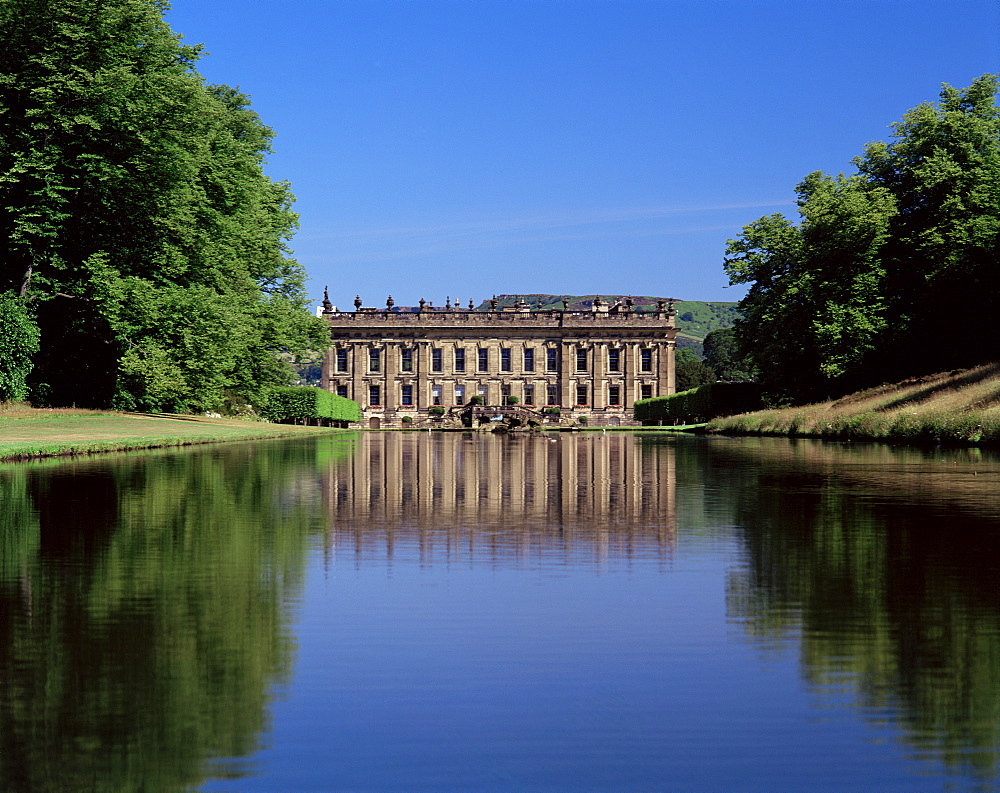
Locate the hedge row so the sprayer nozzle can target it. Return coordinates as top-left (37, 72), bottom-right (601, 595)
top-left (264, 387), bottom-right (361, 425)
top-left (634, 382), bottom-right (762, 424)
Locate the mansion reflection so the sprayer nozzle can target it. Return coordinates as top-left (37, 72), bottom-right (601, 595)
top-left (321, 432), bottom-right (676, 563)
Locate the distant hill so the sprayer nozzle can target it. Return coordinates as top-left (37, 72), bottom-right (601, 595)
top-left (477, 294), bottom-right (740, 354)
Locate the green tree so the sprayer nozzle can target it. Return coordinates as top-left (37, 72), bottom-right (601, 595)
top-left (702, 328), bottom-right (754, 382)
top-left (725, 173), bottom-right (895, 399)
top-left (0, 0), bottom-right (327, 411)
top-left (855, 74), bottom-right (1000, 378)
top-left (724, 76), bottom-right (999, 401)
top-left (675, 348), bottom-right (715, 391)
top-left (0, 293), bottom-right (40, 402)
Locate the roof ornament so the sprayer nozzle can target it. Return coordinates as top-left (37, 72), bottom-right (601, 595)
top-left (386, 295), bottom-right (394, 310)
top-left (445, 296), bottom-right (451, 309)
top-left (657, 298), bottom-right (666, 312)
top-left (353, 295), bottom-right (362, 311)
top-left (322, 286), bottom-right (333, 313)
top-left (625, 296), bottom-right (634, 310)
top-left (418, 297), bottom-right (426, 312)
top-left (469, 298), bottom-right (474, 310)
top-left (490, 295), bottom-right (498, 311)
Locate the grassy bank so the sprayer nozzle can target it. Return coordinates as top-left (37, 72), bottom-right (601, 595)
top-left (0, 407), bottom-right (346, 461)
top-left (704, 363), bottom-right (1000, 446)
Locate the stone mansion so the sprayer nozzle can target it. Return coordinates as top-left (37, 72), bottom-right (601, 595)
top-left (320, 294), bottom-right (678, 429)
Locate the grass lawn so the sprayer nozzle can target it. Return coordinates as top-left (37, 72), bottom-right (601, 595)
top-left (0, 407), bottom-right (344, 460)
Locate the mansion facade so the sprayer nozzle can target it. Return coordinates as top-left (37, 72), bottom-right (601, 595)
top-left (320, 295), bottom-right (678, 428)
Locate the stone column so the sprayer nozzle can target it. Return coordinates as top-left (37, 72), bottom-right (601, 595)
top-left (383, 342), bottom-right (396, 411)
top-left (560, 341), bottom-right (574, 408)
top-left (322, 340), bottom-right (334, 392)
top-left (622, 340), bottom-right (633, 409)
top-left (592, 339), bottom-right (606, 409)
top-left (416, 341), bottom-right (429, 410)
top-left (351, 342), bottom-right (364, 404)
top-left (666, 337), bottom-right (677, 395)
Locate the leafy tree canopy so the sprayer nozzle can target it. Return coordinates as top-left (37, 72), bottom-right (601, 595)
top-left (0, 0), bottom-right (328, 411)
top-left (725, 75), bottom-right (1000, 401)
top-left (675, 348), bottom-right (716, 392)
top-left (702, 328), bottom-right (755, 382)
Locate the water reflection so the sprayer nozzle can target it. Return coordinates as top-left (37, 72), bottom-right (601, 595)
top-left (321, 432), bottom-right (677, 565)
top-left (0, 441), bottom-right (335, 793)
top-left (1, 433), bottom-right (1000, 791)
top-left (702, 438), bottom-right (1000, 781)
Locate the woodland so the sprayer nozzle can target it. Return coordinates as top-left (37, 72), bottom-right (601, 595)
top-left (724, 75), bottom-right (1000, 403)
top-left (0, 0), bottom-right (327, 412)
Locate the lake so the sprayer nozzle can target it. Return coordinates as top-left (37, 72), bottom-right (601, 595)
top-left (1, 431), bottom-right (999, 792)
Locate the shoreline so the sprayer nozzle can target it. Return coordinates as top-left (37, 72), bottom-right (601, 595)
top-left (0, 410), bottom-right (350, 462)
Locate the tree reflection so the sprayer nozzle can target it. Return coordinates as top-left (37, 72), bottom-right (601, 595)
top-left (0, 439), bottom-right (339, 792)
top-left (717, 439), bottom-right (1000, 778)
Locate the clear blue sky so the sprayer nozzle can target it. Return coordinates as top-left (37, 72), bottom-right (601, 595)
top-left (166, 0), bottom-right (998, 309)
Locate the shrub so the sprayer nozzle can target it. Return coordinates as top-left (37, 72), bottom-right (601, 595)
top-left (0, 292), bottom-right (40, 402)
top-left (543, 407), bottom-right (560, 415)
top-left (401, 415), bottom-right (412, 424)
top-left (428, 406), bottom-right (446, 415)
top-left (634, 382), bottom-right (763, 424)
top-left (263, 387), bottom-right (361, 425)
top-left (468, 395), bottom-right (484, 405)
top-left (505, 395), bottom-right (520, 405)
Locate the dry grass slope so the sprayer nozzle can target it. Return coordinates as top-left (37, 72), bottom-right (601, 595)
top-left (705, 363), bottom-right (1000, 445)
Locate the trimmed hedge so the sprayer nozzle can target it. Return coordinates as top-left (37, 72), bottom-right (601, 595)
top-left (634, 382), bottom-right (762, 424)
top-left (264, 387), bottom-right (361, 425)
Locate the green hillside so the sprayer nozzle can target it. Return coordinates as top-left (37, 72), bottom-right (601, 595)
top-left (479, 294), bottom-right (740, 353)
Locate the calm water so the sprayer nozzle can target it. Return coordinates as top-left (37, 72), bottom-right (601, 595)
top-left (2, 432), bottom-right (1000, 792)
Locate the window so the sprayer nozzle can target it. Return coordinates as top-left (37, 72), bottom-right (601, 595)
top-left (576, 348), bottom-right (588, 371)
top-left (609, 385), bottom-right (621, 406)
top-left (432, 348), bottom-right (443, 372)
top-left (546, 348), bottom-right (558, 372)
top-left (369, 385), bottom-right (381, 405)
top-left (501, 384), bottom-right (511, 403)
top-left (369, 348), bottom-right (381, 372)
top-left (477, 384), bottom-right (488, 399)
top-left (500, 348), bottom-right (511, 371)
top-left (524, 385), bottom-right (534, 405)
top-left (401, 348), bottom-right (413, 372)
top-left (336, 385), bottom-right (348, 398)
top-left (454, 348), bottom-right (465, 372)
top-left (432, 385), bottom-right (442, 405)
top-left (478, 348), bottom-right (489, 372)
top-left (455, 384), bottom-right (465, 403)
top-left (523, 348), bottom-right (534, 372)
top-left (608, 348), bottom-right (620, 372)
top-left (576, 385), bottom-right (588, 405)
top-left (640, 349), bottom-right (652, 372)
top-left (641, 384), bottom-right (653, 400)
top-left (336, 348), bottom-right (348, 372)
top-left (401, 384), bottom-right (413, 405)
top-left (546, 384), bottom-right (558, 405)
